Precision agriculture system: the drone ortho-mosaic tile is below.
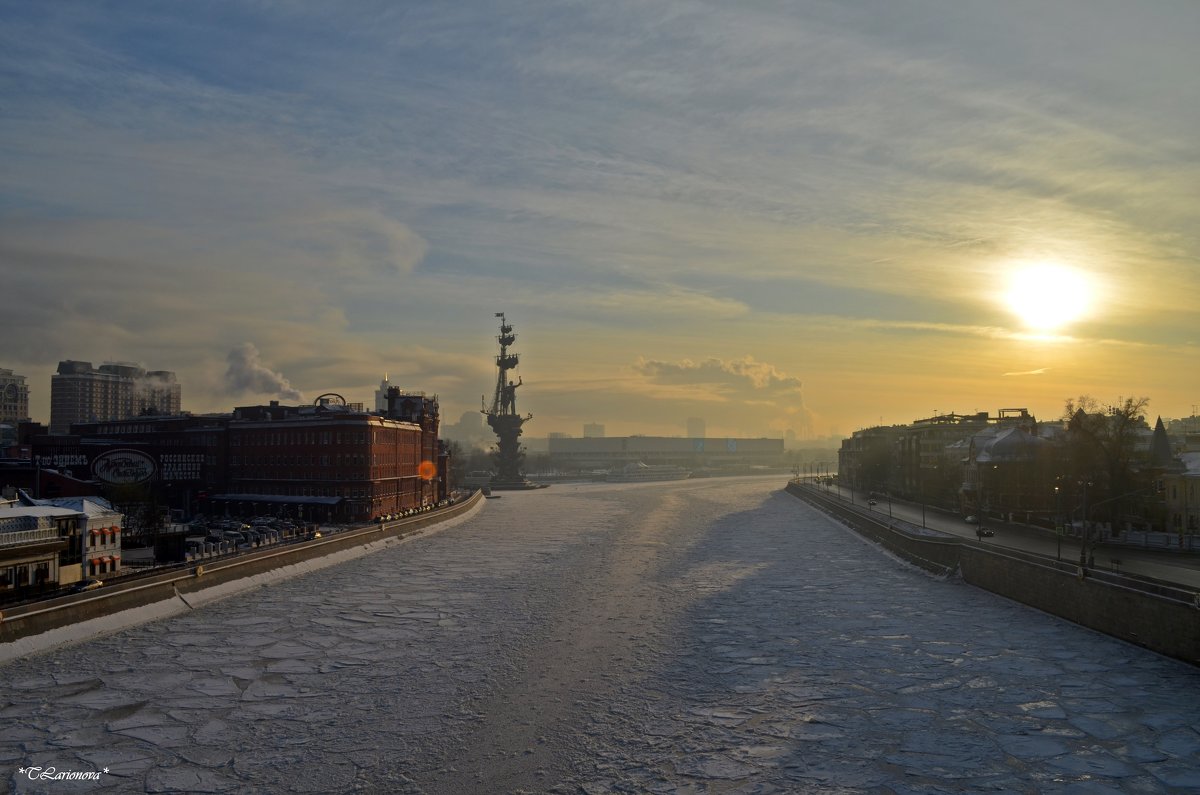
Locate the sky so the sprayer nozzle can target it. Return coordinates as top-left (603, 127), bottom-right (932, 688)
top-left (2, 1), bottom-right (1198, 440)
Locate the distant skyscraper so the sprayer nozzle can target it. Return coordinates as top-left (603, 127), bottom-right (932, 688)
top-left (374, 374), bottom-right (394, 413)
top-left (687, 417), bottom-right (706, 439)
top-left (0, 368), bottom-right (30, 425)
top-left (583, 422), bottom-right (605, 438)
top-left (50, 361), bottom-right (181, 434)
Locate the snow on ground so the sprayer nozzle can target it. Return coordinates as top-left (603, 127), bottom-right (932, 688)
top-left (2, 477), bottom-right (1197, 793)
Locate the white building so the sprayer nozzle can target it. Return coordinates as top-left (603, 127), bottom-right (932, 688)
top-left (28, 496), bottom-right (124, 578)
top-left (0, 368), bottom-right (30, 425)
top-left (0, 503), bottom-right (79, 595)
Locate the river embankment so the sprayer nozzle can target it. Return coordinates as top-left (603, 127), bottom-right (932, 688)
top-left (0, 491), bottom-right (483, 663)
top-left (786, 481), bottom-right (1200, 666)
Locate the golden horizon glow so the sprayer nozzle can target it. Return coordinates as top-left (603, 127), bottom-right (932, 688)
top-left (1004, 262), bottom-right (1094, 332)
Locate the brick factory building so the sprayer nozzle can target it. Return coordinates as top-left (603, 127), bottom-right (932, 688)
top-left (23, 390), bottom-right (449, 526)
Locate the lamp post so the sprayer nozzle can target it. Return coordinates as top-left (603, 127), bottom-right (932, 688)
top-left (1084, 482), bottom-right (1094, 569)
top-left (920, 466), bottom-right (927, 529)
top-left (1054, 484), bottom-right (1062, 561)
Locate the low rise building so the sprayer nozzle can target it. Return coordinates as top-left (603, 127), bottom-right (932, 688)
top-left (548, 435), bottom-right (784, 471)
top-left (0, 502), bottom-right (79, 598)
top-left (23, 496), bottom-right (123, 578)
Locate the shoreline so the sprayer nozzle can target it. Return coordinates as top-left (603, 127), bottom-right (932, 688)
top-left (0, 491), bottom-right (484, 664)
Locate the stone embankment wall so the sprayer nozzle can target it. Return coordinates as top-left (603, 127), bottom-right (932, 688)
top-left (0, 491), bottom-right (484, 660)
top-left (786, 482), bottom-right (1200, 667)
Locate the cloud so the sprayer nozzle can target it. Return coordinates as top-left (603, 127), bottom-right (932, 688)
top-left (225, 343), bottom-right (304, 401)
top-left (630, 354), bottom-right (818, 437)
top-left (3, 1), bottom-right (1198, 430)
top-left (1004, 368), bottom-right (1049, 377)
top-left (635, 355), bottom-right (804, 395)
top-left (281, 208), bottom-right (428, 278)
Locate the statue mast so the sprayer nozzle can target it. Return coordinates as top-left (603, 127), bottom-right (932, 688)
top-left (482, 313), bottom-right (535, 488)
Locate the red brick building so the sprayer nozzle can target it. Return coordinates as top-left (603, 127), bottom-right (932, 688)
top-left (223, 392), bottom-right (446, 522)
top-left (22, 391), bottom-right (449, 525)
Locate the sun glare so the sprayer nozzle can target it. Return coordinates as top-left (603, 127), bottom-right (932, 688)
top-left (1004, 262), bottom-right (1093, 332)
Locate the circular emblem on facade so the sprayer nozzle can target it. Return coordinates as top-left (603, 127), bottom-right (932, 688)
top-left (92, 449), bottom-right (157, 485)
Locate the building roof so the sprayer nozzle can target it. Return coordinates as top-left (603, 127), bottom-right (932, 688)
top-left (0, 504), bottom-right (79, 519)
top-left (975, 426), bottom-right (1049, 463)
top-left (22, 494), bottom-right (120, 518)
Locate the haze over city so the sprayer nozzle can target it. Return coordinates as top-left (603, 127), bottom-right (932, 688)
top-left (3, 2), bottom-right (1197, 438)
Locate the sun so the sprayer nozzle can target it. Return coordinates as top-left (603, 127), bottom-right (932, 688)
top-left (1004, 262), bottom-right (1093, 332)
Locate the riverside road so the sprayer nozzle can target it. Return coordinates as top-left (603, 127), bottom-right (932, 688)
top-left (2, 476), bottom-right (1198, 793)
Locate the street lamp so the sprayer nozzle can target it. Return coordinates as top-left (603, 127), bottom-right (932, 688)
top-left (920, 466), bottom-right (927, 529)
top-left (1078, 479), bottom-right (1092, 568)
top-left (1054, 484), bottom-right (1062, 561)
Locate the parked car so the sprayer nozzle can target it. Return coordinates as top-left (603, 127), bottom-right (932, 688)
top-left (70, 578), bottom-right (104, 593)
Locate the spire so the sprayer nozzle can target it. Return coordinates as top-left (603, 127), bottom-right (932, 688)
top-left (1150, 416), bottom-right (1172, 468)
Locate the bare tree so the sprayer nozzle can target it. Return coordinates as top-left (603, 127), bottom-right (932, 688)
top-left (1062, 395), bottom-right (1150, 532)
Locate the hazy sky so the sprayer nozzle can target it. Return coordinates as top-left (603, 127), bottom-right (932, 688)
top-left (3, 1), bottom-right (1197, 439)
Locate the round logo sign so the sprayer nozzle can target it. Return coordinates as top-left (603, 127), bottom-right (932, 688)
top-left (92, 449), bottom-right (157, 485)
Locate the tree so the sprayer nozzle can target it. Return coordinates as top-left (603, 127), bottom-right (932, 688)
top-left (445, 440), bottom-right (466, 488)
top-left (1062, 395), bottom-right (1150, 531)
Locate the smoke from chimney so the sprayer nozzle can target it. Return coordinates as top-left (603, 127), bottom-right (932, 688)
top-left (225, 343), bottom-right (303, 401)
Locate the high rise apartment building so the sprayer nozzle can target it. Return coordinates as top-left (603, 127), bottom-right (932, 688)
top-left (0, 368), bottom-right (30, 425)
top-left (50, 361), bottom-right (181, 435)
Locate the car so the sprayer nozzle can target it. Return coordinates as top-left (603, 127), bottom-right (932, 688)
top-left (977, 527), bottom-right (995, 537)
top-left (868, 499), bottom-right (877, 506)
top-left (70, 578), bottom-right (104, 593)
top-left (964, 515), bottom-right (979, 524)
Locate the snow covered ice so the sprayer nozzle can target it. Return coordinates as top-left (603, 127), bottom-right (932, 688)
top-left (2, 477), bottom-right (1198, 793)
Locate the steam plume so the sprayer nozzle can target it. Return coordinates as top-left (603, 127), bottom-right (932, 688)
top-left (225, 343), bottom-right (303, 401)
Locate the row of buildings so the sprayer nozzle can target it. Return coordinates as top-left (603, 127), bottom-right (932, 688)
top-left (3, 388), bottom-right (451, 531)
top-left (837, 408), bottom-right (1200, 535)
top-left (1, 362), bottom-right (183, 441)
top-left (544, 434), bottom-right (785, 471)
top-left (0, 366), bottom-right (452, 601)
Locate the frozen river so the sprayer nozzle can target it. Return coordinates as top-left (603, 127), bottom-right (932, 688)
top-left (3, 477), bottom-right (1199, 793)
